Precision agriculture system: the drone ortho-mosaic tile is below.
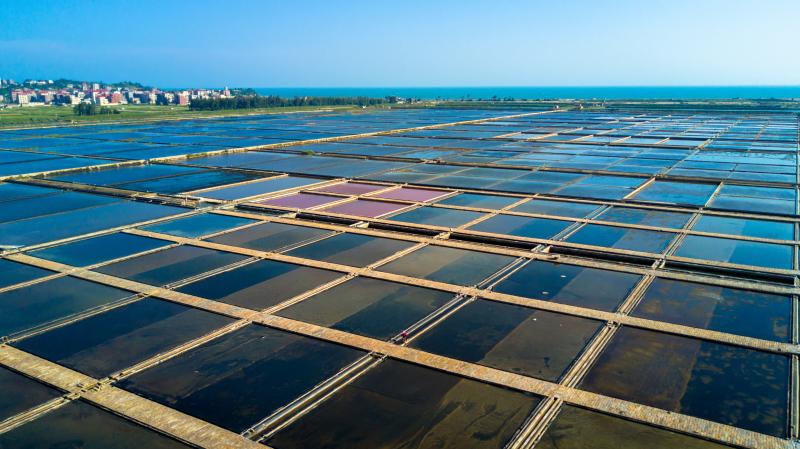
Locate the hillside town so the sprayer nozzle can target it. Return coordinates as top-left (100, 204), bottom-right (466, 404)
top-left (0, 78), bottom-right (236, 107)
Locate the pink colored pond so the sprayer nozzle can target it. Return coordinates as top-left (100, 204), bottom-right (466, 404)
top-left (322, 199), bottom-right (408, 218)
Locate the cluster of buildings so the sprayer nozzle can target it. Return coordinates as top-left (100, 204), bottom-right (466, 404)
top-left (0, 78), bottom-right (234, 107)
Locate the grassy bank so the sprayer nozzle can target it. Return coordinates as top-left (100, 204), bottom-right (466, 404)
top-left (0, 104), bottom-right (363, 129)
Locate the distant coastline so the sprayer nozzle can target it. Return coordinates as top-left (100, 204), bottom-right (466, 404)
top-left (246, 86), bottom-right (800, 100)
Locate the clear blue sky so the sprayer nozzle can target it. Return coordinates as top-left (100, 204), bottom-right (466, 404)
top-left (1, 0), bottom-right (798, 87)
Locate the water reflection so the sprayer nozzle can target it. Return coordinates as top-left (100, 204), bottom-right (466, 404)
top-left (633, 181), bottom-right (717, 206)
top-left (258, 192), bottom-right (343, 209)
top-left (371, 187), bottom-right (452, 202)
top-left (30, 232), bottom-right (170, 266)
top-left (378, 245), bottom-right (516, 286)
top-left (0, 367), bottom-right (62, 420)
top-left (675, 235), bottom-right (793, 269)
top-left (0, 200), bottom-right (185, 248)
top-left (14, 298), bottom-right (235, 377)
top-left (469, 214), bottom-right (573, 239)
top-left (436, 193), bottom-right (519, 209)
top-left (313, 182), bottom-right (387, 196)
top-left (198, 175), bottom-right (322, 200)
top-left (207, 222), bottom-right (334, 252)
top-left (119, 324), bottom-right (365, 432)
top-left (0, 400), bottom-right (192, 449)
top-left (493, 260), bottom-right (641, 312)
top-left (581, 327), bottom-right (789, 437)
top-left (390, 206), bottom-right (485, 227)
top-left (278, 277), bottom-right (454, 340)
top-left (567, 224), bottom-right (676, 253)
top-left (411, 300), bottom-right (602, 381)
top-left (512, 199), bottom-right (601, 218)
top-left (267, 359), bottom-right (540, 449)
top-left (0, 276), bottom-right (132, 336)
top-left (97, 245), bottom-right (247, 286)
top-left (633, 278), bottom-right (790, 341)
top-left (141, 213), bottom-right (256, 238)
top-left (286, 233), bottom-right (415, 267)
top-left (597, 207), bottom-right (692, 228)
top-left (537, 405), bottom-right (733, 449)
top-left (322, 199), bottom-right (409, 218)
top-left (0, 259), bottom-right (52, 289)
top-left (177, 259), bottom-right (341, 310)
top-left (692, 215), bottom-right (794, 240)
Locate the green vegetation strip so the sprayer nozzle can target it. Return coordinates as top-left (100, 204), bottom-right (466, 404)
top-left (0, 104), bottom-right (364, 129)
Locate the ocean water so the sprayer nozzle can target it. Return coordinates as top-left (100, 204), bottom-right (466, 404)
top-left (253, 86), bottom-right (800, 100)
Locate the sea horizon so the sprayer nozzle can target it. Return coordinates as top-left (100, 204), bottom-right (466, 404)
top-left (236, 86), bottom-right (800, 100)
